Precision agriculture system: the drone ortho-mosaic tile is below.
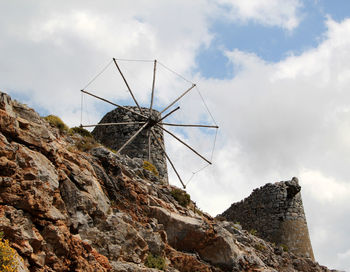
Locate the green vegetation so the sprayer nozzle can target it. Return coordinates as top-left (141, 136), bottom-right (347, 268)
top-left (195, 207), bottom-right (204, 216)
top-left (63, 125), bottom-right (99, 152)
top-left (232, 222), bottom-right (241, 230)
top-left (75, 136), bottom-right (98, 152)
top-left (106, 147), bottom-right (117, 154)
top-left (143, 160), bottom-right (159, 176)
top-left (249, 229), bottom-right (258, 236)
top-left (281, 244), bottom-right (289, 252)
top-left (44, 115), bottom-right (69, 133)
top-left (254, 242), bottom-right (267, 252)
top-left (214, 215), bottom-right (226, 221)
top-left (0, 232), bottom-right (21, 272)
top-left (171, 188), bottom-right (191, 207)
top-left (144, 254), bottom-right (166, 270)
top-left (69, 126), bottom-right (92, 137)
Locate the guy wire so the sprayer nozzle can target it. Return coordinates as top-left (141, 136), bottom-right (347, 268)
top-left (83, 59), bottom-right (113, 90)
top-left (158, 61), bottom-right (194, 84)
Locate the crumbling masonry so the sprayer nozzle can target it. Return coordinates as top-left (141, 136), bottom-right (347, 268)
top-left (221, 177), bottom-right (314, 260)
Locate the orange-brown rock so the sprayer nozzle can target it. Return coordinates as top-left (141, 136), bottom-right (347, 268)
top-left (0, 91), bottom-right (338, 272)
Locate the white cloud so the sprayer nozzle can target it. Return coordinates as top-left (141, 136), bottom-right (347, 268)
top-left (194, 17), bottom-right (350, 271)
top-left (201, 18), bottom-right (350, 182)
top-left (1, 2), bottom-right (350, 271)
top-left (337, 250), bottom-right (350, 271)
top-left (218, 0), bottom-right (303, 30)
top-left (0, 0), bottom-right (213, 125)
top-left (300, 170), bottom-right (350, 271)
top-left (301, 170), bottom-right (350, 203)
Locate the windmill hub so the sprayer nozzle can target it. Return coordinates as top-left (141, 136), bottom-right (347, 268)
top-left (147, 111), bottom-right (160, 128)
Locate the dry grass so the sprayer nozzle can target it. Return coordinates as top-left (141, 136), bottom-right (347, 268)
top-left (44, 115), bottom-right (69, 133)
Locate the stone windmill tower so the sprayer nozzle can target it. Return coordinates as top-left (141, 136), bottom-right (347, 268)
top-left (221, 177), bottom-right (314, 260)
top-left (80, 58), bottom-right (218, 188)
top-left (91, 106), bottom-right (169, 183)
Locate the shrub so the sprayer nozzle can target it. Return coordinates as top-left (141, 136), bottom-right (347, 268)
top-left (233, 222), bottom-right (242, 231)
top-left (75, 136), bottom-right (98, 152)
top-left (249, 229), bottom-right (258, 236)
top-left (254, 242), bottom-right (267, 251)
top-left (44, 115), bottom-right (69, 133)
top-left (69, 126), bottom-right (92, 138)
top-left (195, 207), bottom-right (203, 216)
top-left (0, 232), bottom-right (20, 272)
top-left (106, 147), bottom-right (117, 154)
top-left (171, 188), bottom-right (191, 207)
top-left (214, 215), bottom-right (226, 221)
top-left (281, 244), bottom-right (289, 252)
top-left (145, 254), bottom-right (166, 270)
top-left (143, 160), bottom-right (159, 176)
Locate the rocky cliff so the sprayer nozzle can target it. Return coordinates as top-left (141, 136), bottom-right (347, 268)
top-left (0, 91), bottom-right (337, 271)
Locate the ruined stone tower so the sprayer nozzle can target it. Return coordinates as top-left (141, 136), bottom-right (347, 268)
top-left (92, 106), bottom-right (168, 184)
top-left (221, 177), bottom-right (314, 260)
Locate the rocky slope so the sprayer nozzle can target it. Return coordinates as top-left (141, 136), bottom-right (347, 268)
top-left (0, 91), bottom-right (336, 271)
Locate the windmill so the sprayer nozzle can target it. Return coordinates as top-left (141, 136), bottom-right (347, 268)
top-left (80, 58), bottom-right (218, 188)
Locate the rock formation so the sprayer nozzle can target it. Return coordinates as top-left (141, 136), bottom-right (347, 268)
top-left (92, 106), bottom-right (168, 184)
top-left (220, 178), bottom-right (314, 260)
top-left (0, 91), bottom-right (339, 271)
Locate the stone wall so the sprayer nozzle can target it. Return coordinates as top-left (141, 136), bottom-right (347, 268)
top-left (92, 106), bottom-right (168, 184)
top-left (221, 177), bottom-right (314, 260)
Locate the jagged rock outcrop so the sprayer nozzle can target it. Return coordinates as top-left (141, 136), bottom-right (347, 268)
top-left (0, 91), bottom-right (337, 271)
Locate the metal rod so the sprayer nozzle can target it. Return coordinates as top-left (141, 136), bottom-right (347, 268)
top-left (150, 60), bottom-right (157, 111)
top-left (80, 91), bottom-right (83, 126)
top-left (151, 129), bottom-right (186, 188)
top-left (116, 122), bottom-right (149, 154)
top-left (157, 106), bottom-right (180, 123)
top-left (157, 125), bottom-right (212, 165)
top-left (161, 123), bottom-right (219, 129)
top-left (81, 90), bottom-right (147, 119)
top-left (113, 58), bottom-right (143, 113)
top-left (160, 84), bottom-right (196, 114)
top-left (81, 122), bottom-right (144, 128)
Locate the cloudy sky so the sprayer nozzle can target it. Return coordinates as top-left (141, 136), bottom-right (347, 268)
top-left (1, 0), bottom-right (350, 270)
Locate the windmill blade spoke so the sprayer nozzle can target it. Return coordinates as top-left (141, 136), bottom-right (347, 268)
top-left (161, 123), bottom-right (219, 129)
top-left (81, 90), bottom-right (147, 119)
top-left (157, 106), bottom-right (180, 123)
top-left (81, 122), bottom-right (145, 128)
top-left (160, 84), bottom-right (196, 114)
top-left (81, 59), bottom-right (217, 189)
top-left (117, 122), bottom-right (149, 154)
top-left (113, 58), bottom-right (143, 114)
top-left (157, 125), bottom-right (212, 165)
top-left (148, 129), bottom-right (152, 162)
top-left (151, 129), bottom-right (186, 188)
top-left (150, 60), bottom-right (157, 111)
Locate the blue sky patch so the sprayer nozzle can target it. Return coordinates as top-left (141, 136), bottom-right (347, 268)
top-left (194, 0), bottom-right (349, 79)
